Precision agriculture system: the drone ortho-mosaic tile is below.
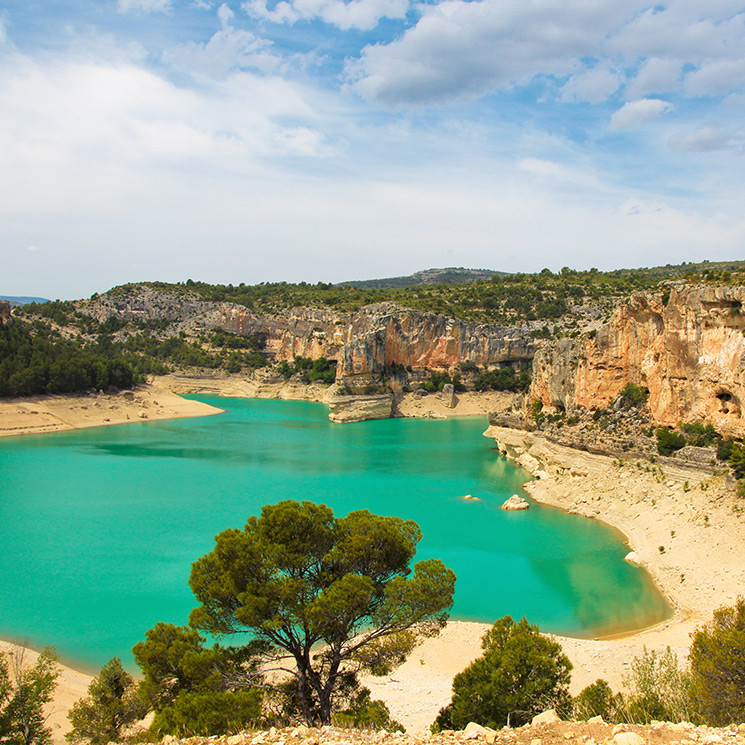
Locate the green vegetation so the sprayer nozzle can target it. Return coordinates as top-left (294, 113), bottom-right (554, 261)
top-left (66, 658), bottom-right (146, 744)
top-left (474, 365), bottom-right (531, 393)
top-left (0, 319), bottom-right (136, 397)
top-left (435, 616), bottom-right (572, 729)
top-left (656, 428), bottom-right (687, 456)
top-left (622, 647), bottom-right (693, 724)
top-left (689, 597), bottom-right (745, 725)
top-left (188, 500), bottom-right (455, 726)
top-left (132, 622), bottom-right (262, 737)
top-left (422, 370), bottom-right (466, 393)
top-left (278, 356), bottom-right (336, 384)
top-left (573, 679), bottom-right (624, 722)
top-left (619, 383), bottom-right (649, 409)
top-left (0, 647), bottom-right (59, 745)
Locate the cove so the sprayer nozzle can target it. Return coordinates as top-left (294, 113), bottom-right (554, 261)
top-left (0, 396), bottom-right (671, 672)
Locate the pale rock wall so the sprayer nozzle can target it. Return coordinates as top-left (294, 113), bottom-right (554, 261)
top-left (531, 284), bottom-right (745, 437)
top-left (327, 394), bottom-right (394, 423)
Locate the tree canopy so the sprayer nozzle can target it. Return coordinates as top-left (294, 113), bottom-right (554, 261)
top-left (188, 500), bottom-right (456, 725)
top-left (436, 616), bottom-right (572, 729)
top-left (0, 647), bottom-right (59, 745)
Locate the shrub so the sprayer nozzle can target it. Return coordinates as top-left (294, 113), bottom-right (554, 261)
top-left (435, 616), bottom-right (572, 729)
top-left (623, 647), bottom-right (693, 724)
top-left (573, 679), bottom-right (623, 722)
top-left (689, 597), bottom-right (745, 725)
top-left (656, 428), bottom-right (686, 456)
top-left (619, 383), bottom-right (649, 409)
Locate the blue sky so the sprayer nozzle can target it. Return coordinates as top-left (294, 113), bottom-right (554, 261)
top-left (1, 0), bottom-right (744, 298)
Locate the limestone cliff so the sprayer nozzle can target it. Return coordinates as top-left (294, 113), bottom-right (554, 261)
top-left (88, 287), bottom-right (536, 382)
top-left (530, 283), bottom-right (745, 437)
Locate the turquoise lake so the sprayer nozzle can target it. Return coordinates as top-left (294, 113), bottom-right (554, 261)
top-left (0, 396), bottom-right (671, 672)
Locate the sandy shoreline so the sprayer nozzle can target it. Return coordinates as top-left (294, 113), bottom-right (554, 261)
top-left (0, 381), bottom-right (223, 439)
top-left (2, 378), bottom-right (744, 737)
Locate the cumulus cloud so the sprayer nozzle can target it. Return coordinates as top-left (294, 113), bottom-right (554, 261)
top-left (164, 4), bottom-right (280, 78)
top-left (349, 0), bottom-right (745, 107)
top-left (625, 57), bottom-right (682, 99)
top-left (349, 0), bottom-right (649, 106)
top-left (610, 98), bottom-right (674, 129)
top-left (560, 65), bottom-right (621, 103)
top-left (117, 0), bottom-right (172, 13)
top-left (242, 0), bottom-right (408, 31)
top-left (668, 125), bottom-right (734, 152)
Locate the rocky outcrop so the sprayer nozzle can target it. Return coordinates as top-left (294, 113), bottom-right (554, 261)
top-left (501, 494), bottom-right (530, 510)
top-left (531, 284), bottom-right (745, 437)
top-left (0, 300), bottom-right (11, 326)
top-left (89, 287), bottom-right (535, 381)
top-left (336, 306), bottom-right (535, 379)
top-left (328, 393), bottom-right (394, 423)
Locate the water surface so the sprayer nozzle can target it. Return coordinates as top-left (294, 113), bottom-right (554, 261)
top-left (0, 397), bottom-right (671, 671)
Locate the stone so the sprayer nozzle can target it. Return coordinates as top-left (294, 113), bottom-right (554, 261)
top-left (442, 383), bottom-right (456, 408)
top-left (328, 394), bottom-right (393, 423)
top-left (463, 723), bottom-right (496, 741)
top-left (532, 710), bottom-right (561, 726)
top-left (588, 716), bottom-right (605, 724)
top-left (624, 551), bottom-right (641, 565)
top-left (502, 494), bottom-right (530, 511)
top-left (612, 733), bottom-right (645, 745)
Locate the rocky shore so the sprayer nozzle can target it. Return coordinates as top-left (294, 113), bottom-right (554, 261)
top-left (154, 719), bottom-right (745, 745)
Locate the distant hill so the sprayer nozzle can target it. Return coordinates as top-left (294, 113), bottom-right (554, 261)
top-left (0, 295), bottom-right (50, 307)
top-left (338, 267), bottom-right (505, 289)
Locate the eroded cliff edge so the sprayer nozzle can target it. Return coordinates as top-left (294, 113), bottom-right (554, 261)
top-left (530, 283), bottom-right (745, 438)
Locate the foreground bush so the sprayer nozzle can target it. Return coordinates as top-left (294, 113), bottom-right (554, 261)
top-left (689, 597), bottom-right (745, 726)
top-left (435, 616), bottom-right (572, 729)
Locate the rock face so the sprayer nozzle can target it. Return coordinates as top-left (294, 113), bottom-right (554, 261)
top-left (327, 394), bottom-right (394, 423)
top-left (531, 284), bottom-right (745, 437)
top-left (89, 287), bottom-right (535, 383)
top-left (0, 300), bottom-right (11, 327)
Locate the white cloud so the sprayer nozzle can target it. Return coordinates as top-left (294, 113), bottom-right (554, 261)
top-left (560, 65), bottom-right (621, 103)
top-left (685, 59), bottom-right (745, 96)
top-left (668, 125), bottom-right (734, 152)
top-left (117, 0), bottom-right (172, 13)
top-left (610, 98), bottom-right (674, 129)
top-left (243, 0), bottom-right (409, 31)
top-left (625, 57), bottom-right (682, 98)
top-left (25, 245), bottom-right (41, 252)
top-left (350, 0), bottom-right (745, 107)
top-left (164, 10), bottom-right (280, 78)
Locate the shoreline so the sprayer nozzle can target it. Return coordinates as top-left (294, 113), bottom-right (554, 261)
top-left (0, 380), bottom-right (224, 439)
top-left (3, 377), bottom-right (743, 735)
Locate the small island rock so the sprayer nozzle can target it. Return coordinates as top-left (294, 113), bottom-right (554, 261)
top-left (502, 494), bottom-right (530, 511)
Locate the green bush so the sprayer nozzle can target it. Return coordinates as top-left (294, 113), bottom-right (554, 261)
top-left (619, 383), bottom-right (649, 409)
top-left (435, 616), bottom-right (572, 729)
top-left (656, 428), bottom-right (686, 456)
top-left (573, 679), bottom-right (623, 722)
top-left (623, 647), bottom-right (693, 724)
top-left (689, 598), bottom-right (745, 725)
top-left (151, 690), bottom-right (261, 736)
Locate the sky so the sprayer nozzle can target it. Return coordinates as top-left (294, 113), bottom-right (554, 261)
top-left (1, 0), bottom-right (744, 299)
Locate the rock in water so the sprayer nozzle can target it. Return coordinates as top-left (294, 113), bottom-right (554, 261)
top-left (502, 494), bottom-right (530, 511)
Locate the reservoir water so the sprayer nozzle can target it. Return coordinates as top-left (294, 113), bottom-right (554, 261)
top-left (0, 396), bottom-right (671, 671)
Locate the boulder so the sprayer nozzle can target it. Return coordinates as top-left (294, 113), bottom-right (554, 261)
top-left (502, 494), bottom-right (530, 511)
top-left (612, 733), bottom-right (645, 745)
top-left (532, 709), bottom-right (560, 726)
top-left (442, 383), bottom-right (456, 408)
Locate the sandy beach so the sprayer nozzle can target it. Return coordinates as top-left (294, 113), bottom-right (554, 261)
top-left (2, 378), bottom-right (744, 738)
top-left (0, 381), bottom-right (224, 438)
